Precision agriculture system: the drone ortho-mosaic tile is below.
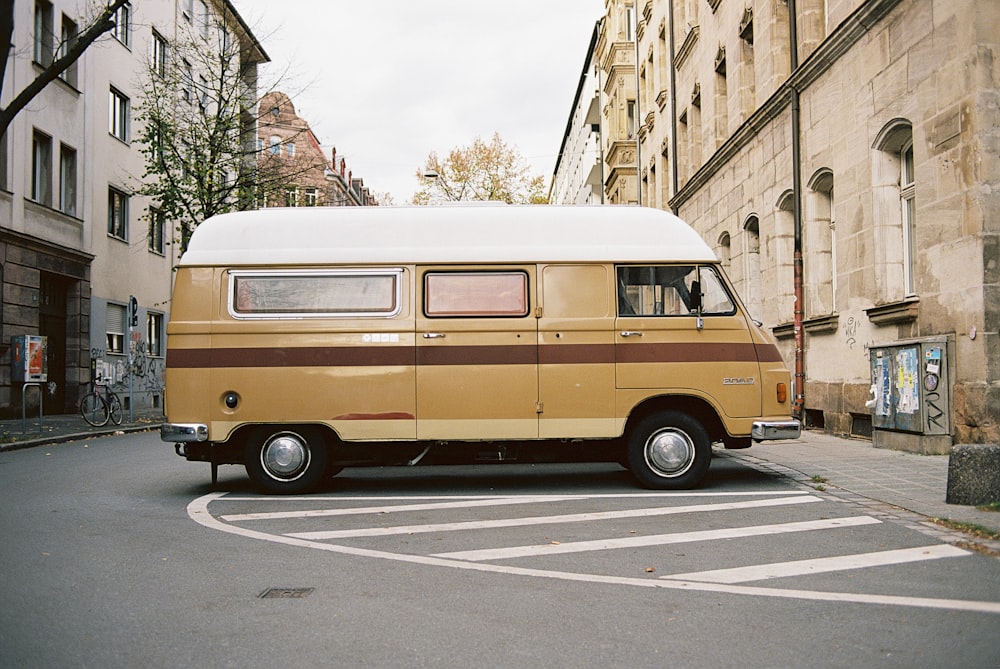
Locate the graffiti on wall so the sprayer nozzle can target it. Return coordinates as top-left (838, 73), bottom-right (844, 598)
top-left (90, 333), bottom-right (165, 399)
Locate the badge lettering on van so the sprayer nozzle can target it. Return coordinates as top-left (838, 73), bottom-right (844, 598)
top-left (723, 377), bottom-right (756, 385)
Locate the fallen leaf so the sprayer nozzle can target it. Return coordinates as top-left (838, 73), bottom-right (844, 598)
top-left (645, 567), bottom-right (656, 573)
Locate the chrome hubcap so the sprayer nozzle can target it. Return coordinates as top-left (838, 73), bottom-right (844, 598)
top-left (261, 433), bottom-right (309, 481)
top-left (644, 428), bottom-right (695, 478)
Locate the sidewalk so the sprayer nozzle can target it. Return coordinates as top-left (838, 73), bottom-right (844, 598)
top-left (1, 409), bottom-right (997, 540)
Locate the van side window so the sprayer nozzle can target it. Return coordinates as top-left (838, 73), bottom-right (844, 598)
top-left (424, 271), bottom-right (528, 317)
top-left (229, 269), bottom-right (401, 318)
top-left (617, 265), bottom-right (735, 317)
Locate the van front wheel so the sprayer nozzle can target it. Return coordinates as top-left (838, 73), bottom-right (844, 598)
top-left (245, 428), bottom-right (329, 494)
top-left (628, 411), bottom-right (710, 490)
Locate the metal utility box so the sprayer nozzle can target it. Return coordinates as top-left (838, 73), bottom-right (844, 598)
top-left (11, 335), bottom-right (47, 383)
top-left (868, 336), bottom-right (952, 454)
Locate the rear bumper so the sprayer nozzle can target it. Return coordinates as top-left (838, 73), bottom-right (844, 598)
top-left (161, 423), bottom-right (208, 443)
top-left (751, 419), bottom-right (801, 442)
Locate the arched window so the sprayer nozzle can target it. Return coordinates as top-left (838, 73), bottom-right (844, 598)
top-left (717, 231), bottom-right (731, 269)
top-left (806, 168), bottom-right (835, 316)
top-left (872, 119), bottom-right (916, 301)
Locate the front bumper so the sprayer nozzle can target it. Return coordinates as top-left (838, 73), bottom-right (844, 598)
top-left (161, 423), bottom-right (208, 443)
top-left (751, 419), bottom-right (801, 442)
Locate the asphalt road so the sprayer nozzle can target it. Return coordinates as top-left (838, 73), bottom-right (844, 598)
top-left (1, 431), bottom-right (998, 668)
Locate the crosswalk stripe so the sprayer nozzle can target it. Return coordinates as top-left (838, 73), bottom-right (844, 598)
top-left (221, 496), bottom-right (589, 522)
top-left (660, 544), bottom-right (971, 583)
top-left (433, 515), bottom-right (882, 561)
top-left (286, 495), bottom-right (822, 540)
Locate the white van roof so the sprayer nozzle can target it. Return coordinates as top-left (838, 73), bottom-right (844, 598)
top-left (178, 204), bottom-right (719, 266)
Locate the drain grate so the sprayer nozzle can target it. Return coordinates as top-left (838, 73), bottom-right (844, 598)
top-left (259, 587), bottom-right (314, 599)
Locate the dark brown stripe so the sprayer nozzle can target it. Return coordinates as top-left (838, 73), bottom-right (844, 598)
top-left (417, 345), bottom-right (537, 366)
top-left (168, 346), bottom-right (414, 368)
top-left (754, 343), bottom-right (786, 363)
top-left (539, 344), bottom-right (615, 365)
top-left (615, 342), bottom-right (760, 364)
top-left (168, 342), bottom-right (766, 369)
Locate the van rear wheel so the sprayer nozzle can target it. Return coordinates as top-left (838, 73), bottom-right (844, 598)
top-left (627, 411), bottom-right (710, 490)
top-left (245, 427), bottom-right (329, 494)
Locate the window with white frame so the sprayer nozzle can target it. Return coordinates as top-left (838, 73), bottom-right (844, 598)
top-left (108, 187), bottom-right (129, 240)
top-left (304, 188), bottom-right (318, 206)
top-left (109, 88), bottom-right (129, 141)
top-left (872, 120), bottom-right (916, 303)
top-left (34, 1), bottom-right (54, 66)
top-left (269, 135), bottom-right (281, 155)
top-left (286, 142), bottom-right (295, 157)
top-left (147, 312), bottom-right (164, 356)
top-left (151, 30), bottom-right (168, 77)
top-left (59, 143), bottom-right (76, 216)
top-left (111, 3), bottom-right (130, 47)
top-left (900, 141), bottom-right (916, 296)
top-left (31, 130), bottom-right (52, 206)
top-left (106, 303), bottom-right (126, 354)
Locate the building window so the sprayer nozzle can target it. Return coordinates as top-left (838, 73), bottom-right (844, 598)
top-left (109, 88), bottom-right (129, 142)
top-left (151, 30), bottom-right (168, 77)
top-left (900, 141), bottom-right (916, 296)
top-left (108, 187), bottom-right (129, 240)
top-left (286, 142), bottom-right (295, 157)
top-left (199, 1), bottom-right (210, 39)
top-left (59, 15), bottom-right (78, 86)
top-left (33, 1), bottom-right (54, 66)
top-left (872, 119), bottom-right (916, 303)
top-left (31, 130), bottom-right (52, 206)
top-left (59, 144), bottom-right (76, 216)
top-left (806, 169), bottom-right (835, 317)
top-left (148, 207), bottom-right (165, 254)
top-left (743, 216), bottom-right (762, 321)
top-left (0, 131), bottom-right (7, 191)
top-left (106, 303), bottom-right (126, 354)
top-left (147, 313), bottom-right (164, 356)
top-left (269, 135), bottom-right (281, 155)
top-left (284, 187), bottom-right (298, 207)
top-left (304, 188), bottom-right (318, 206)
top-left (181, 59), bottom-right (193, 103)
top-left (111, 3), bottom-right (130, 47)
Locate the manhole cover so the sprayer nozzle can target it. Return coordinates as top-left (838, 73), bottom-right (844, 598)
top-left (259, 587), bottom-right (314, 599)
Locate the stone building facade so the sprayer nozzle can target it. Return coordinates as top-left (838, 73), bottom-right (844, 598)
top-left (568, 0), bottom-right (998, 449)
top-left (257, 91), bottom-right (378, 208)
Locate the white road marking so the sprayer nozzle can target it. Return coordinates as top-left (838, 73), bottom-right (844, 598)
top-left (186, 492), bottom-right (1000, 615)
top-left (221, 495), bottom-right (589, 522)
top-left (433, 516), bottom-right (882, 561)
top-left (285, 495), bottom-right (823, 540)
top-left (661, 544), bottom-right (971, 583)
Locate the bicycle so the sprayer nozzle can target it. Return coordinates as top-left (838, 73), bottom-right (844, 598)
top-left (79, 383), bottom-right (124, 427)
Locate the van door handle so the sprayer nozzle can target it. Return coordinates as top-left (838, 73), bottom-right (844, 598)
top-left (423, 333), bottom-right (446, 339)
top-left (620, 331), bottom-right (643, 337)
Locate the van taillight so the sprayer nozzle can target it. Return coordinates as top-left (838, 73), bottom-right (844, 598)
top-left (777, 383), bottom-right (788, 404)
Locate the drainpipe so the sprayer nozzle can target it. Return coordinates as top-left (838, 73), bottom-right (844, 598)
top-left (788, 0), bottom-right (805, 420)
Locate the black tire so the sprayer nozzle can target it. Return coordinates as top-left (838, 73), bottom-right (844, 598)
top-left (80, 393), bottom-right (109, 427)
top-left (107, 394), bottom-right (124, 426)
top-left (627, 411), bottom-right (711, 490)
top-left (244, 427), bottom-right (330, 494)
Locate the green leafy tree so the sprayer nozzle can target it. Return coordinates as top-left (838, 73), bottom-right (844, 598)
top-left (0, 0), bottom-right (131, 137)
top-left (413, 132), bottom-right (548, 205)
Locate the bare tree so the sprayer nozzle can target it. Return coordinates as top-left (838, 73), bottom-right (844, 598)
top-left (413, 132), bottom-right (548, 205)
top-left (134, 8), bottom-right (317, 252)
top-left (0, 0), bottom-right (131, 138)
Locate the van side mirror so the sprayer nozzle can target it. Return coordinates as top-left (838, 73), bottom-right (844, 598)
top-left (689, 280), bottom-right (701, 312)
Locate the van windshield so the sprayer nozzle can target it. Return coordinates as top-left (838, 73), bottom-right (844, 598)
top-left (617, 265), bottom-right (735, 317)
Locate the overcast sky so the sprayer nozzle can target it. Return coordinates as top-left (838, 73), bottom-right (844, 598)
top-left (232, 1), bottom-right (606, 203)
